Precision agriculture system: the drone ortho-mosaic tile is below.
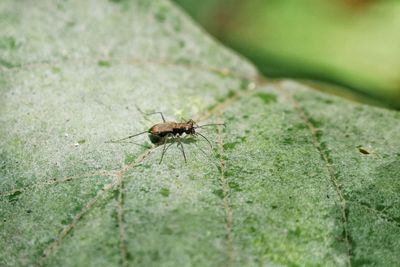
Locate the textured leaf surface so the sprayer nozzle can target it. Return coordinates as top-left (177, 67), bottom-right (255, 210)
top-left (1, 1), bottom-right (399, 267)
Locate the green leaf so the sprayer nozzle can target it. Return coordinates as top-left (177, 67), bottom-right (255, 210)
top-left (0, 1), bottom-right (399, 267)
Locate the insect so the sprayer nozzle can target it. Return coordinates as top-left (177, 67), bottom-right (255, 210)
top-left (108, 111), bottom-right (223, 163)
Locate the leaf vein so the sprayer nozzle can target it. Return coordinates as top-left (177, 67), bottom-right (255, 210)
top-left (0, 170), bottom-right (113, 197)
top-left (217, 116), bottom-right (235, 267)
top-left (280, 85), bottom-right (353, 267)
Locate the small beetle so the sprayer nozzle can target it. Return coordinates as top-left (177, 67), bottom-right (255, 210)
top-left (108, 111), bottom-right (223, 163)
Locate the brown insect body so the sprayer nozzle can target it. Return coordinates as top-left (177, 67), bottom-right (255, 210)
top-left (148, 120), bottom-right (195, 144)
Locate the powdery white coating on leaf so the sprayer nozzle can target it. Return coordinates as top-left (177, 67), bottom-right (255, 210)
top-left (281, 81), bottom-right (400, 266)
top-left (0, 63), bottom-right (246, 190)
top-left (0, 0), bottom-right (255, 77)
top-left (1, 1), bottom-right (400, 267)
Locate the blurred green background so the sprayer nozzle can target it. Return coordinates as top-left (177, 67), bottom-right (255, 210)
top-left (174, 0), bottom-right (400, 109)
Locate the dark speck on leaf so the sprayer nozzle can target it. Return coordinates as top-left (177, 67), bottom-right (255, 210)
top-left (309, 118), bottom-right (322, 128)
top-left (8, 190), bottom-right (22, 203)
top-left (98, 60), bottom-right (111, 67)
top-left (227, 90), bottom-right (236, 98)
top-left (358, 147), bottom-right (370, 154)
top-left (0, 36), bottom-right (19, 50)
top-left (228, 181), bottom-right (242, 191)
top-left (288, 227), bottom-right (301, 238)
top-left (155, 7), bottom-right (167, 22)
top-left (213, 189), bottom-right (224, 199)
top-left (124, 154), bottom-right (136, 165)
top-left (375, 204), bottom-right (387, 211)
top-left (160, 188), bottom-right (170, 197)
top-left (283, 137), bottom-right (293, 145)
top-left (255, 92), bottom-right (277, 104)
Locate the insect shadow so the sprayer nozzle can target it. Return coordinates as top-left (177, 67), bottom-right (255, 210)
top-left (106, 109), bottom-right (224, 164)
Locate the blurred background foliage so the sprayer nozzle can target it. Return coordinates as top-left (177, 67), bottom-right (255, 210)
top-left (174, 0), bottom-right (400, 109)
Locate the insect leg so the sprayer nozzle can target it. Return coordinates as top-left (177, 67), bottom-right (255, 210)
top-left (159, 137), bottom-right (169, 164)
top-left (147, 112), bottom-right (166, 122)
top-left (160, 142), bottom-right (174, 164)
top-left (176, 137), bottom-right (187, 163)
top-left (135, 106), bottom-right (166, 122)
top-left (159, 134), bottom-right (175, 164)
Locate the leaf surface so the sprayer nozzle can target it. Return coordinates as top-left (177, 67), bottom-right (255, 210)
top-left (0, 1), bottom-right (399, 267)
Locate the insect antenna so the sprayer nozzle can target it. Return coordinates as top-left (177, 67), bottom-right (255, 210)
top-left (196, 142), bottom-right (211, 158)
top-left (195, 123), bottom-right (225, 129)
top-left (105, 131), bottom-right (148, 143)
top-left (195, 132), bottom-right (213, 148)
top-left (193, 139), bottom-right (222, 170)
